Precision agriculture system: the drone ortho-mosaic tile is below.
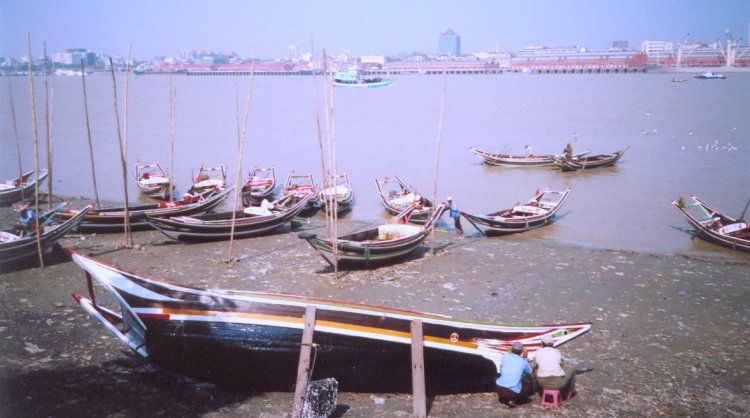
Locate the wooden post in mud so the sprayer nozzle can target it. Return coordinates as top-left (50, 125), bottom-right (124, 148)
top-left (8, 78), bottom-right (24, 201)
top-left (292, 305), bottom-right (317, 417)
top-left (411, 319), bottom-right (427, 418)
top-left (27, 34), bottom-right (44, 268)
top-left (430, 71), bottom-right (448, 254)
top-left (81, 59), bottom-right (100, 208)
top-left (227, 59), bottom-right (255, 262)
top-left (109, 56), bottom-right (132, 247)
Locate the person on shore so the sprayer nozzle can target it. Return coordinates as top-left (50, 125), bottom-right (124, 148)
top-left (446, 196), bottom-right (463, 235)
top-left (524, 144), bottom-right (533, 156)
top-left (495, 341), bottom-right (533, 407)
top-left (533, 335), bottom-right (577, 400)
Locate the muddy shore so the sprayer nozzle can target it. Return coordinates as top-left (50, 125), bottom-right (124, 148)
top-left (1, 201), bottom-right (749, 417)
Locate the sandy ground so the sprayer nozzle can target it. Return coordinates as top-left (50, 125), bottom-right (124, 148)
top-left (1, 201), bottom-right (749, 417)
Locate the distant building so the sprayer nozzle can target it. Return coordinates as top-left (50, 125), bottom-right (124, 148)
top-left (361, 55), bottom-right (385, 66)
top-left (438, 29), bottom-right (461, 57)
top-left (611, 40), bottom-right (630, 50)
top-left (52, 48), bottom-right (89, 66)
top-left (641, 40), bottom-right (675, 65)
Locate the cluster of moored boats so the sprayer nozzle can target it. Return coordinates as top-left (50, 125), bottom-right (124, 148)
top-left (2, 143), bottom-right (747, 395)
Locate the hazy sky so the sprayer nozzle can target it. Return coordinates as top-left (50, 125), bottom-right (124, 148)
top-left (1, 0), bottom-right (749, 59)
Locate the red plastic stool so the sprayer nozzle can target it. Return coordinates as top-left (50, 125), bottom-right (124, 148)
top-left (541, 389), bottom-right (563, 407)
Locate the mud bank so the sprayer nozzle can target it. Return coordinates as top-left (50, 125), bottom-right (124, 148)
top-left (1, 204), bottom-right (749, 417)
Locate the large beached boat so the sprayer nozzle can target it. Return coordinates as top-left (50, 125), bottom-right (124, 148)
top-left (70, 251), bottom-right (591, 391)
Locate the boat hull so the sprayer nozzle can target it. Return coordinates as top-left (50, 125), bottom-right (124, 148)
top-left (461, 189), bottom-right (571, 235)
top-left (53, 187), bottom-right (234, 233)
top-left (374, 176), bottom-right (433, 224)
top-left (672, 196), bottom-right (750, 254)
top-left (557, 146), bottom-right (629, 171)
top-left (70, 252), bottom-right (591, 391)
top-left (0, 170), bottom-right (49, 206)
top-left (0, 205), bottom-right (92, 266)
top-left (145, 194), bottom-right (311, 242)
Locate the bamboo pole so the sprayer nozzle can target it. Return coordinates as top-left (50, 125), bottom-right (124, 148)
top-left (80, 59), bottom-right (100, 208)
top-left (8, 78), bottom-right (24, 201)
top-left (430, 71), bottom-right (448, 254)
top-left (43, 41), bottom-right (53, 209)
top-left (123, 45), bottom-right (133, 246)
top-left (169, 68), bottom-right (175, 202)
top-left (321, 53), bottom-right (339, 277)
top-left (310, 41), bottom-right (328, 235)
top-left (226, 59), bottom-right (255, 263)
top-left (109, 56), bottom-right (132, 247)
top-left (27, 34), bottom-right (44, 268)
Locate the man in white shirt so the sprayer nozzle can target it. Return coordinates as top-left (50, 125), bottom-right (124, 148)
top-left (533, 335), bottom-right (577, 399)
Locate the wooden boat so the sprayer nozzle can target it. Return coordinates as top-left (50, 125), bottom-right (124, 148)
top-left (672, 195), bottom-right (750, 254)
top-left (332, 69), bottom-right (393, 88)
top-left (461, 188), bottom-right (572, 235)
top-left (52, 186), bottom-right (235, 233)
top-left (469, 147), bottom-right (588, 167)
top-left (241, 167), bottom-right (276, 206)
top-left (555, 146), bottom-right (629, 171)
top-left (281, 171), bottom-right (320, 216)
top-left (144, 193), bottom-right (313, 242)
top-left (299, 204), bottom-right (446, 268)
top-left (319, 173), bottom-right (354, 214)
top-left (1, 204), bottom-right (92, 267)
top-left (0, 170), bottom-right (49, 206)
top-left (70, 250), bottom-right (591, 391)
top-left (185, 163), bottom-right (227, 199)
top-left (134, 162), bottom-right (173, 199)
top-left (374, 176), bottom-right (434, 224)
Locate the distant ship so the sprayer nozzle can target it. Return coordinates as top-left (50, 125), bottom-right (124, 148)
top-left (692, 72), bottom-right (726, 79)
top-left (333, 69), bottom-right (393, 88)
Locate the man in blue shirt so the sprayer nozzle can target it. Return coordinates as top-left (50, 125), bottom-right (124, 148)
top-left (446, 197), bottom-right (463, 235)
top-left (495, 341), bottom-right (533, 407)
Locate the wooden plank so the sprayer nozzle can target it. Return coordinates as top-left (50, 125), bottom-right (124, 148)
top-left (411, 319), bottom-right (427, 418)
top-left (292, 305), bottom-right (316, 418)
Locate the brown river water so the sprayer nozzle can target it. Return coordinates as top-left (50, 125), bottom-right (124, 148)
top-left (1, 72), bottom-right (749, 260)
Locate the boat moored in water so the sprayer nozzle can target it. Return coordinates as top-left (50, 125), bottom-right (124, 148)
top-left (332, 69), bottom-right (393, 88)
top-left (135, 162), bottom-right (173, 199)
top-left (461, 188), bottom-right (572, 235)
top-left (692, 72), bottom-right (726, 80)
top-left (319, 173), bottom-right (354, 214)
top-left (555, 146), bottom-right (629, 171)
top-left (374, 176), bottom-right (434, 224)
top-left (469, 147), bottom-right (589, 167)
top-left (672, 195), bottom-right (750, 254)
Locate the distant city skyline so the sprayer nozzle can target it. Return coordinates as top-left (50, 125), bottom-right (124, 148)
top-left (1, 0), bottom-right (749, 59)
